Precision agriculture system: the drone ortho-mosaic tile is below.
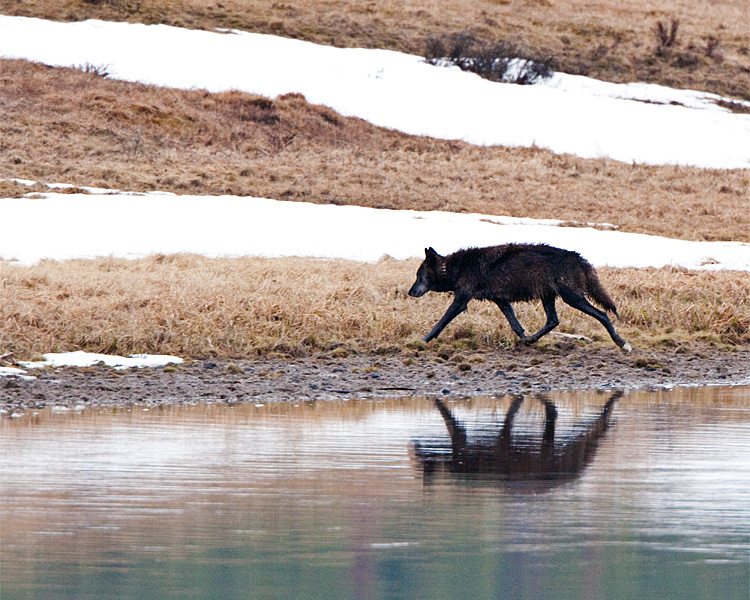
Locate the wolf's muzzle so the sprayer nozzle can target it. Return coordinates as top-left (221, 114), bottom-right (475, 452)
top-left (408, 283), bottom-right (427, 297)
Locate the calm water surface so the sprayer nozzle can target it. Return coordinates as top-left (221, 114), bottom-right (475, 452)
top-left (1, 387), bottom-right (749, 600)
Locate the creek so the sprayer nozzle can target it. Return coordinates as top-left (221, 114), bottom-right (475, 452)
top-left (2, 386), bottom-right (748, 600)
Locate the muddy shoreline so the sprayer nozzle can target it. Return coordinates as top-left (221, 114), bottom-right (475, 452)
top-left (2, 343), bottom-right (748, 413)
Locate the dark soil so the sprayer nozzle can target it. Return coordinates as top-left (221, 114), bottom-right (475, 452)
top-left (2, 343), bottom-right (748, 414)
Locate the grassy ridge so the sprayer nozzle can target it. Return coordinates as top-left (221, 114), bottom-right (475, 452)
top-left (1, 255), bottom-right (748, 360)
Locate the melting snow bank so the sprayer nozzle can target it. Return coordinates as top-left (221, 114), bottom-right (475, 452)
top-left (19, 351), bottom-right (184, 370)
top-left (0, 16), bottom-right (748, 168)
top-left (1, 192), bottom-right (749, 271)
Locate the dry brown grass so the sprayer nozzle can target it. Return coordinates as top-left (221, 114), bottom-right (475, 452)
top-left (1, 3), bottom-right (748, 359)
top-left (2, 59), bottom-right (747, 242)
top-left (2, 0), bottom-right (748, 99)
top-left (1, 255), bottom-right (748, 361)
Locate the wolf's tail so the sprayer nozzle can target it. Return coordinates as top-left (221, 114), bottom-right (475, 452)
top-left (584, 268), bottom-right (619, 317)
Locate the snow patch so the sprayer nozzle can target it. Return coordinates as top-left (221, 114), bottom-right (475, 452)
top-left (1, 191), bottom-right (748, 270)
top-left (0, 366), bottom-right (36, 380)
top-left (20, 351), bottom-right (184, 370)
top-left (0, 16), bottom-right (747, 168)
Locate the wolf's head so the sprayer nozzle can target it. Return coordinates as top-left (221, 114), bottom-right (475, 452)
top-left (408, 247), bottom-right (444, 297)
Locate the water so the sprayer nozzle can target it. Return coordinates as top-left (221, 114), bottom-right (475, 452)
top-left (1, 387), bottom-right (749, 600)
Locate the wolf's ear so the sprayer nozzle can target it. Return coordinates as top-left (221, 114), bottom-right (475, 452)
top-left (425, 247), bottom-right (442, 264)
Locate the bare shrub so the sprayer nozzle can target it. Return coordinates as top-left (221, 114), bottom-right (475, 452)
top-left (652, 19), bottom-right (680, 57)
top-left (75, 62), bottom-right (111, 78)
top-left (425, 32), bottom-right (553, 85)
top-left (704, 36), bottom-right (723, 62)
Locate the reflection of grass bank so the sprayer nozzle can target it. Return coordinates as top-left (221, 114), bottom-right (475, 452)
top-left (1, 255), bottom-right (747, 360)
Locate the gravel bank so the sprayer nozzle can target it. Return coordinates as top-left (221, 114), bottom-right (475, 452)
top-left (2, 344), bottom-right (748, 413)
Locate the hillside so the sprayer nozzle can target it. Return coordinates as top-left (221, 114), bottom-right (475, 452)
top-left (2, 0), bottom-right (748, 100)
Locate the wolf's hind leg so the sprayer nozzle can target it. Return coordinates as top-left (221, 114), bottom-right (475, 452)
top-left (493, 300), bottom-right (528, 341)
top-left (559, 288), bottom-right (631, 352)
top-left (524, 295), bottom-right (560, 344)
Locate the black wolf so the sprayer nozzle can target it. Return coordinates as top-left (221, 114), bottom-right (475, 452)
top-left (408, 244), bottom-right (631, 352)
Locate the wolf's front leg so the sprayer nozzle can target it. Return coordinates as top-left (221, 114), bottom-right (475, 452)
top-left (493, 300), bottom-right (528, 341)
top-left (423, 295), bottom-right (470, 342)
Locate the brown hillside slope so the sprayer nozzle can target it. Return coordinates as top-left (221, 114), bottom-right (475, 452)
top-left (1, 59), bottom-right (747, 242)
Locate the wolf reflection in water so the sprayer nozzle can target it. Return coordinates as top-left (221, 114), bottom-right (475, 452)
top-left (412, 391), bottom-right (623, 486)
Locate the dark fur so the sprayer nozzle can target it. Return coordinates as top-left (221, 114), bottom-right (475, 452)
top-left (408, 244), bottom-right (631, 351)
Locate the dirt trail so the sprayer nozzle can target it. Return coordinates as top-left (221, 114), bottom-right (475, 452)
top-left (2, 344), bottom-right (747, 413)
